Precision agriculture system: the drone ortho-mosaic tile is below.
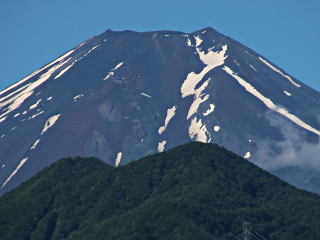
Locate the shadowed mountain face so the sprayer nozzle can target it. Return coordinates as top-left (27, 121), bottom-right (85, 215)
top-left (1, 27), bottom-right (320, 195)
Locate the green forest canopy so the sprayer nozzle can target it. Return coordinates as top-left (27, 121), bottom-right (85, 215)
top-left (0, 142), bottom-right (320, 240)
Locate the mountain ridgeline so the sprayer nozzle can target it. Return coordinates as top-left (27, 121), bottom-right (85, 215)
top-left (1, 142), bottom-right (320, 240)
top-left (1, 27), bottom-right (320, 196)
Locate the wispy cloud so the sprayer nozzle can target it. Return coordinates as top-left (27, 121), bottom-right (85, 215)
top-left (251, 111), bottom-right (320, 171)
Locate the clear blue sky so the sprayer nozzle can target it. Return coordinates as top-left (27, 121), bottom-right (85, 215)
top-left (1, 1), bottom-right (319, 92)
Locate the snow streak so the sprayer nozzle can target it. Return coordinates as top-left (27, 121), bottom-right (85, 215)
top-left (31, 139), bottom-right (41, 150)
top-left (115, 152), bottom-right (122, 167)
top-left (0, 57), bottom-right (71, 122)
top-left (1, 157), bottom-right (28, 188)
top-left (140, 93), bottom-right (152, 98)
top-left (283, 91), bottom-right (291, 96)
top-left (29, 99), bottom-right (41, 110)
top-left (28, 111), bottom-right (44, 120)
top-left (158, 106), bottom-right (177, 134)
top-left (103, 62), bottom-right (124, 81)
top-left (0, 49), bottom-right (74, 97)
top-left (259, 57), bottom-right (301, 87)
top-left (41, 114), bottom-right (61, 135)
top-left (54, 62), bottom-right (75, 79)
top-left (223, 66), bottom-right (320, 135)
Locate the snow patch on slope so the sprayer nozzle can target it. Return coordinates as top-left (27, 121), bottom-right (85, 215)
top-left (181, 36), bottom-right (228, 141)
top-left (103, 72), bottom-right (114, 81)
top-left (31, 139), bottom-right (41, 150)
top-left (187, 79), bottom-right (210, 119)
top-left (29, 99), bottom-right (41, 110)
top-left (115, 152), bottom-right (122, 167)
top-left (28, 111), bottom-right (44, 120)
top-left (54, 62), bottom-right (75, 79)
top-left (223, 66), bottom-right (320, 135)
top-left (76, 41), bottom-right (86, 48)
top-left (186, 38), bottom-right (192, 47)
top-left (214, 126), bottom-right (220, 132)
top-left (283, 91), bottom-right (291, 96)
top-left (234, 60), bottom-right (240, 66)
top-left (194, 36), bottom-right (203, 47)
top-left (203, 104), bottom-right (215, 116)
top-left (113, 62), bottom-right (124, 71)
top-left (57, 44), bottom-right (101, 76)
top-left (1, 157), bottom-right (28, 188)
top-left (158, 106), bottom-right (177, 134)
top-left (0, 117), bottom-right (7, 123)
top-left (74, 94), bottom-right (84, 101)
top-left (181, 39), bottom-right (227, 99)
top-left (259, 57), bottom-right (301, 87)
top-left (0, 58), bottom-right (71, 121)
top-left (140, 93), bottom-right (151, 98)
top-left (249, 64), bottom-right (257, 71)
top-left (244, 152), bottom-right (251, 159)
top-left (104, 62), bottom-right (124, 81)
top-left (0, 49), bottom-right (74, 97)
top-left (158, 141), bottom-right (167, 152)
top-left (41, 114), bottom-right (61, 135)
top-left (0, 84), bottom-right (30, 104)
top-left (189, 117), bottom-right (211, 143)
top-left (181, 42), bottom-right (227, 98)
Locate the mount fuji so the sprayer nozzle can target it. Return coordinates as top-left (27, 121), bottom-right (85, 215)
top-left (1, 27), bottom-right (320, 195)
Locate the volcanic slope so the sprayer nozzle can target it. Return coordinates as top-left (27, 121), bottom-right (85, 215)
top-left (1, 142), bottom-right (320, 240)
top-left (1, 28), bottom-right (320, 195)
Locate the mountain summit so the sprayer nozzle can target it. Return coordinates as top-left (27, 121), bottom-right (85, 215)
top-left (1, 27), bottom-right (320, 195)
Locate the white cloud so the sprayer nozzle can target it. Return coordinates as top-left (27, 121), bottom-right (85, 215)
top-left (251, 111), bottom-right (320, 171)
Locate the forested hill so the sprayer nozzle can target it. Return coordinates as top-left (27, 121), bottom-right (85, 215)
top-left (1, 142), bottom-right (320, 239)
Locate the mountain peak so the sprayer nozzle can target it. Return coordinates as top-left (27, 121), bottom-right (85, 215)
top-left (191, 26), bottom-right (224, 36)
top-left (0, 27), bottom-right (320, 196)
